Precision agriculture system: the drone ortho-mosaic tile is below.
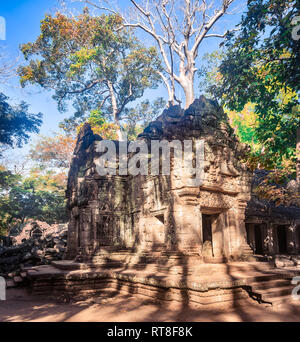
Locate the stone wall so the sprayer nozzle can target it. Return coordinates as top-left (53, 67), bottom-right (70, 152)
top-left (246, 194), bottom-right (300, 256)
top-left (65, 96), bottom-right (253, 262)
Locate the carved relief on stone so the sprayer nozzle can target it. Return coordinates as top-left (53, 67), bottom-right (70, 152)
top-left (66, 97), bottom-right (254, 260)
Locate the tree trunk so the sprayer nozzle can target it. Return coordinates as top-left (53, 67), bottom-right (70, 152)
top-left (107, 80), bottom-right (118, 121)
top-left (107, 80), bottom-right (125, 140)
top-left (181, 74), bottom-right (195, 109)
top-left (297, 125), bottom-right (300, 183)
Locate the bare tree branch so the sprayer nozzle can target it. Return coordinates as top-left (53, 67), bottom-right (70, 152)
top-left (73, 0), bottom-right (239, 108)
top-left (204, 28), bottom-right (239, 39)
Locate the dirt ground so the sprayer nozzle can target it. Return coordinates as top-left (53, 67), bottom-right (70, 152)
top-left (0, 288), bottom-right (300, 322)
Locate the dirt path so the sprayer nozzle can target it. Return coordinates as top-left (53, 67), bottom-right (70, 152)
top-left (0, 288), bottom-right (300, 322)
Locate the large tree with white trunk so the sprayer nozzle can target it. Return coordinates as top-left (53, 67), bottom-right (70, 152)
top-left (81, 0), bottom-right (238, 108)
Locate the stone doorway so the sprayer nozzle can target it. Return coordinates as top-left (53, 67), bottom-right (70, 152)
top-left (245, 223), bottom-right (265, 255)
top-left (254, 224), bottom-right (263, 255)
top-left (202, 214), bottom-right (213, 244)
top-left (97, 215), bottom-right (111, 247)
top-left (277, 225), bottom-right (288, 254)
top-left (298, 226), bottom-right (300, 253)
top-left (202, 214), bottom-right (214, 257)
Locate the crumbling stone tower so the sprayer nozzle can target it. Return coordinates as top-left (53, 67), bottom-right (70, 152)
top-left (65, 96), bottom-right (253, 263)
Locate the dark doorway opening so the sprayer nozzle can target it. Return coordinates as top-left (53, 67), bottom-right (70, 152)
top-left (245, 223), bottom-right (254, 252)
top-left (202, 214), bottom-right (213, 244)
top-left (277, 225), bottom-right (287, 254)
top-left (245, 224), bottom-right (251, 245)
top-left (202, 214), bottom-right (214, 258)
top-left (254, 224), bottom-right (263, 254)
top-left (298, 226), bottom-right (300, 253)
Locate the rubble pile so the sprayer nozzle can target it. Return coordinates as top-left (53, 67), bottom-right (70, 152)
top-left (0, 225), bottom-right (67, 278)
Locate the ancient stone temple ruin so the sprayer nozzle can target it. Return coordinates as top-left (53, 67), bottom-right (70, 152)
top-left (246, 180), bottom-right (300, 258)
top-left (24, 96), bottom-right (300, 307)
top-left (65, 96), bottom-right (254, 263)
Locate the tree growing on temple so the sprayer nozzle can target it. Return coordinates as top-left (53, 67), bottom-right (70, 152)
top-left (81, 0), bottom-right (239, 108)
top-left (18, 11), bottom-right (163, 134)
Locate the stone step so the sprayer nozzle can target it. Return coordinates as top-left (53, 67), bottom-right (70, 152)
top-left (13, 276), bottom-right (23, 284)
top-left (23, 261), bottom-right (299, 308)
top-left (203, 256), bottom-right (227, 263)
top-left (251, 278), bottom-right (291, 291)
top-left (244, 273), bottom-right (285, 284)
top-left (260, 285), bottom-right (294, 302)
top-left (30, 279), bottom-right (252, 307)
top-left (240, 244), bottom-right (254, 259)
top-left (267, 294), bottom-right (300, 308)
top-left (241, 245), bottom-right (253, 251)
top-left (20, 272), bottom-right (27, 279)
top-left (51, 261), bottom-right (90, 270)
top-left (243, 252), bottom-right (254, 256)
top-left (115, 286), bottom-right (250, 306)
top-left (6, 279), bottom-right (15, 288)
top-left (243, 275), bottom-right (297, 306)
top-left (241, 246), bottom-right (254, 255)
top-left (242, 245), bottom-right (253, 249)
top-left (242, 249), bottom-right (254, 255)
top-left (12, 274), bottom-right (29, 287)
top-left (241, 243), bottom-right (252, 247)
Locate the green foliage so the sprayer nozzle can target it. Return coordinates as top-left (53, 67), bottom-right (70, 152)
top-left (81, 109), bottom-right (120, 140)
top-left (19, 11), bottom-right (163, 126)
top-left (59, 97), bottom-right (166, 140)
top-left (88, 109), bottom-right (106, 127)
top-left (226, 103), bottom-right (261, 150)
top-left (0, 167), bottom-right (68, 235)
top-left (198, 52), bottom-right (261, 153)
top-left (198, 51), bottom-right (225, 96)
top-left (210, 0), bottom-right (300, 170)
top-left (123, 97), bottom-right (166, 139)
top-left (0, 92), bottom-right (42, 155)
top-left (0, 167), bottom-right (21, 190)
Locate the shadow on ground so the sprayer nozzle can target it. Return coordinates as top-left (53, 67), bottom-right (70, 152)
top-left (0, 287), bottom-right (299, 322)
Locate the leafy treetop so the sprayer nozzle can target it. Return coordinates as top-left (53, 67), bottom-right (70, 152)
top-left (0, 93), bottom-right (42, 156)
top-left (210, 0), bottom-right (300, 170)
top-left (19, 11), bottom-right (163, 128)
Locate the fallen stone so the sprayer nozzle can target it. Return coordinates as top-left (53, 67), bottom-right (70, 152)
top-left (13, 276), bottom-right (23, 284)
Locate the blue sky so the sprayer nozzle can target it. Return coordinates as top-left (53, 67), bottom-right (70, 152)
top-left (0, 0), bottom-right (70, 162)
top-left (0, 0), bottom-right (245, 164)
